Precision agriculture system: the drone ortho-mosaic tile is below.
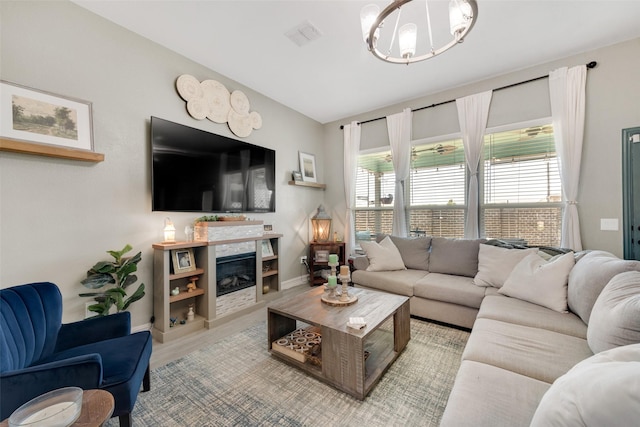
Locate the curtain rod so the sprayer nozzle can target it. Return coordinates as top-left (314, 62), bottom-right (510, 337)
top-left (339, 61), bottom-right (597, 130)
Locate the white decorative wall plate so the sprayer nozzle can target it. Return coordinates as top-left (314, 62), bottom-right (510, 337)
top-left (176, 75), bottom-right (262, 137)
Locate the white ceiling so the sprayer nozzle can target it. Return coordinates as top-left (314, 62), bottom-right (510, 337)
top-left (73, 0), bottom-right (640, 124)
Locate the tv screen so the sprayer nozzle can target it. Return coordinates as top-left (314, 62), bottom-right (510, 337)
top-left (151, 117), bottom-right (275, 213)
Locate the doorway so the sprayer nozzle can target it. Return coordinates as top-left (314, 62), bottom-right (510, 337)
top-left (623, 126), bottom-right (640, 260)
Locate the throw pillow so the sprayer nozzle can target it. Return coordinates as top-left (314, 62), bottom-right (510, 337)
top-left (499, 252), bottom-right (575, 312)
top-left (473, 244), bottom-right (538, 288)
top-left (429, 237), bottom-right (485, 278)
top-left (587, 271), bottom-right (640, 353)
top-left (530, 344), bottom-right (640, 427)
top-left (388, 235), bottom-right (431, 270)
top-left (360, 236), bottom-right (406, 272)
top-left (567, 250), bottom-right (640, 324)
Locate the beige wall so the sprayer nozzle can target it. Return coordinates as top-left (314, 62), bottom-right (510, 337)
top-left (323, 38), bottom-right (640, 258)
top-left (0, 1), bottom-right (325, 325)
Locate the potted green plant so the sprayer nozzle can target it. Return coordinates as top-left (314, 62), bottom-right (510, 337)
top-left (79, 244), bottom-right (145, 316)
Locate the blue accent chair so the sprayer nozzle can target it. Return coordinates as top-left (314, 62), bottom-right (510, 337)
top-left (0, 282), bottom-right (152, 427)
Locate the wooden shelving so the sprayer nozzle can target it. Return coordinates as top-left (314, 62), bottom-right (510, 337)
top-left (0, 138), bottom-right (105, 162)
top-left (153, 234), bottom-right (283, 342)
top-left (288, 180), bottom-right (326, 190)
top-left (169, 287), bottom-right (205, 303)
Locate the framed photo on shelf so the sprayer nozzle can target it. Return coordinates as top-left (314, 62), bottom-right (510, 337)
top-left (298, 151), bottom-right (317, 183)
top-left (292, 171), bottom-right (303, 182)
top-left (261, 239), bottom-right (274, 257)
top-left (315, 250), bottom-right (329, 262)
top-left (172, 248), bottom-right (196, 273)
top-left (0, 80), bottom-right (94, 152)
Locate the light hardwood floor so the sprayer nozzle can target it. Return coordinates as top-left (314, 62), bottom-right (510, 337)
top-left (149, 285), bottom-right (308, 368)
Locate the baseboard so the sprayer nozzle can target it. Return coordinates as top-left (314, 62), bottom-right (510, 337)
top-left (132, 322), bottom-right (152, 333)
top-left (281, 274), bottom-right (309, 290)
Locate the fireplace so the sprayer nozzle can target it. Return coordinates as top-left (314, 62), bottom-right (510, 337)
top-left (216, 253), bottom-right (256, 296)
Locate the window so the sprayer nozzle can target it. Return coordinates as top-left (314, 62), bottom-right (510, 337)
top-left (354, 150), bottom-right (395, 241)
top-left (481, 124), bottom-right (562, 246)
top-left (353, 121), bottom-right (563, 246)
top-left (409, 139), bottom-right (466, 237)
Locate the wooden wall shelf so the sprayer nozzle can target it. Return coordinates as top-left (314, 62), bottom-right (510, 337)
top-left (0, 138), bottom-right (105, 162)
top-left (288, 181), bottom-right (326, 190)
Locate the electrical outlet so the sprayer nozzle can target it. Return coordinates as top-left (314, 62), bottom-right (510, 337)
top-left (300, 256), bottom-right (307, 264)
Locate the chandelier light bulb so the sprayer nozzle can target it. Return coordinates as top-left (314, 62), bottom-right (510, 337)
top-left (360, 4), bottom-right (381, 44)
top-left (398, 23), bottom-right (417, 58)
top-left (449, 0), bottom-right (472, 37)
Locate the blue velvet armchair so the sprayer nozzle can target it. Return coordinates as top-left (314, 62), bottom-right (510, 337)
top-left (0, 282), bottom-right (152, 427)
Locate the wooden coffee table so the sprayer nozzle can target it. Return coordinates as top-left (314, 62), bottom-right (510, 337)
top-left (268, 286), bottom-right (410, 399)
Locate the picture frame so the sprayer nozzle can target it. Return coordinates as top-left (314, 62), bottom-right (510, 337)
top-left (172, 248), bottom-right (196, 273)
top-left (298, 151), bottom-right (318, 183)
top-left (315, 250), bottom-right (329, 262)
top-left (0, 80), bottom-right (94, 152)
top-left (261, 239), bottom-right (274, 257)
top-left (292, 171), bottom-right (303, 182)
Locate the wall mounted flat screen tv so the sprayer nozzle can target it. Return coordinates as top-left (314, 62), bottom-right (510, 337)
top-left (151, 117), bottom-right (275, 213)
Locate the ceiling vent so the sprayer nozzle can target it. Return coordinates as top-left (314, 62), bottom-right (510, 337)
top-left (285, 20), bottom-right (323, 47)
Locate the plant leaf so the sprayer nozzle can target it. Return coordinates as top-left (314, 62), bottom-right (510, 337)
top-left (122, 283), bottom-right (145, 311)
top-left (107, 244), bottom-right (133, 264)
top-left (91, 261), bottom-right (115, 274)
top-left (121, 274), bottom-right (138, 288)
top-left (81, 273), bottom-right (114, 289)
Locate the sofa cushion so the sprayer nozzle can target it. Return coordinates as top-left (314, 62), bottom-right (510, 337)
top-left (473, 244), bottom-right (538, 288)
top-left (462, 318), bottom-right (593, 384)
top-left (477, 294), bottom-right (587, 339)
top-left (360, 236), bottom-right (406, 272)
top-left (568, 250), bottom-right (640, 324)
top-left (587, 271), bottom-right (640, 353)
top-left (414, 273), bottom-right (484, 309)
top-left (428, 237), bottom-right (485, 278)
top-left (352, 269), bottom-right (427, 297)
top-left (530, 344), bottom-right (640, 427)
top-left (440, 360), bottom-right (550, 427)
top-left (499, 252), bottom-right (575, 313)
top-left (388, 235), bottom-right (431, 270)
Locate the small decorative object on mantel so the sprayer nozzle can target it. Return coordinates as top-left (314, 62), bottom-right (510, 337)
top-left (175, 74), bottom-right (262, 138)
top-left (163, 217), bottom-right (176, 242)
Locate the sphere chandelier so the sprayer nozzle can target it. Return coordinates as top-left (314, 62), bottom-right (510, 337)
top-left (360, 0), bottom-right (478, 64)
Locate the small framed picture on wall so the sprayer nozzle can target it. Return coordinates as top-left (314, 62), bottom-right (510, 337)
top-left (299, 152), bottom-right (317, 183)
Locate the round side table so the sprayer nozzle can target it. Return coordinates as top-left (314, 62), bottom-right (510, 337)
top-left (1, 389), bottom-right (115, 427)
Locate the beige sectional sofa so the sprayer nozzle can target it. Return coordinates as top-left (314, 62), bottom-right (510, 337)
top-left (351, 236), bottom-right (640, 426)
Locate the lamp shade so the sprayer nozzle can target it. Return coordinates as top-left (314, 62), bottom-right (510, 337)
top-left (449, 0), bottom-right (472, 37)
top-left (398, 23), bottom-right (417, 58)
top-left (360, 4), bottom-right (380, 44)
top-left (311, 205), bottom-right (332, 242)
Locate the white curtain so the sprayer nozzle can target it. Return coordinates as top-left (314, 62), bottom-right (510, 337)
top-left (456, 91), bottom-right (493, 239)
top-left (387, 108), bottom-right (412, 237)
top-left (549, 65), bottom-right (587, 251)
top-left (343, 121), bottom-right (361, 255)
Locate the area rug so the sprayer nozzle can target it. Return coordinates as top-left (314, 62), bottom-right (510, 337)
top-left (105, 318), bottom-right (469, 426)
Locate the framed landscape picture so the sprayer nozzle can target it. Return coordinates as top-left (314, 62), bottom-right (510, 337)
top-left (299, 151), bottom-right (317, 183)
top-left (0, 80), bottom-right (94, 152)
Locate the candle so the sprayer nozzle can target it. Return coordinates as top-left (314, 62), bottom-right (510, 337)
top-left (328, 254), bottom-right (338, 264)
top-left (327, 276), bottom-right (337, 287)
top-left (340, 265), bottom-right (350, 276)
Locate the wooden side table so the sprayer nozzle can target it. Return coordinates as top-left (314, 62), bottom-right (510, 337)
top-left (1, 389), bottom-right (115, 427)
top-left (308, 241), bottom-right (346, 286)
